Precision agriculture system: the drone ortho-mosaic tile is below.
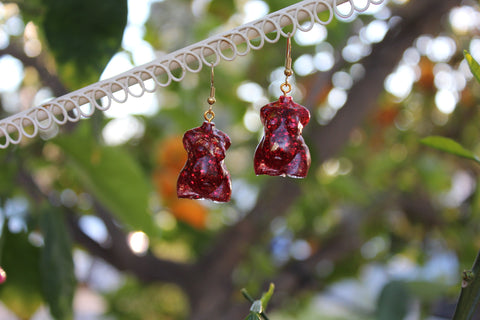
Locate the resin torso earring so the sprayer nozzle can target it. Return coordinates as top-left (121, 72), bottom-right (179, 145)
top-left (177, 65), bottom-right (232, 202)
top-left (254, 36), bottom-right (311, 178)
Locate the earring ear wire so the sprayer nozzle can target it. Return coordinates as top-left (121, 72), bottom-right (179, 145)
top-left (281, 35), bottom-right (293, 96)
top-left (204, 64), bottom-right (216, 122)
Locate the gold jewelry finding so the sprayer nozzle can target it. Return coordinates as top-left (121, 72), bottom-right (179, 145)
top-left (204, 64), bottom-right (216, 122)
top-left (280, 36), bottom-right (293, 96)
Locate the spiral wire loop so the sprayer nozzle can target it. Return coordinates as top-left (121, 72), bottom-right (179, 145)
top-left (0, 0), bottom-right (384, 148)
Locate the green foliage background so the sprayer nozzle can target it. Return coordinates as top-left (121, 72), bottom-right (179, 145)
top-left (0, 0), bottom-right (479, 319)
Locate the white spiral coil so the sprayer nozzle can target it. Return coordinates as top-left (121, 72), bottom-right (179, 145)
top-left (0, 0), bottom-right (384, 148)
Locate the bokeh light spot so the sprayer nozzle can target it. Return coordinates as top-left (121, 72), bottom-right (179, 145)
top-left (128, 231), bottom-right (149, 255)
top-left (314, 51), bottom-right (335, 72)
top-left (295, 24), bottom-right (327, 46)
top-left (243, 0), bottom-right (269, 23)
top-left (237, 82), bottom-right (264, 103)
top-left (361, 20), bottom-right (388, 43)
top-left (328, 88), bottom-right (347, 110)
top-left (294, 54), bottom-right (315, 76)
top-left (385, 65), bottom-right (415, 99)
top-left (435, 90), bottom-right (457, 114)
top-left (450, 6), bottom-right (480, 35)
top-left (102, 116), bottom-right (146, 146)
top-left (0, 55), bottom-right (23, 92)
top-left (426, 36), bottom-right (456, 62)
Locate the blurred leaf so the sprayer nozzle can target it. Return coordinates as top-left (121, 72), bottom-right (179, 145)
top-left (376, 281), bottom-right (410, 320)
top-left (0, 229), bottom-right (43, 318)
top-left (407, 281), bottom-right (450, 303)
top-left (326, 18), bottom-right (352, 48)
top-left (250, 300), bottom-right (263, 313)
top-left (464, 50), bottom-right (480, 84)
top-left (415, 155), bottom-right (451, 193)
top-left (420, 136), bottom-right (480, 163)
top-left (0, 222), bottom-right (5, 264)
top-left (54, 123), bottom-right (155, 236)
top-left (41, 0), bottom-right (127, 88)
top-left (265, 0), bottom-right (298, 12)
top-left (326, 175), bottom-right (369, 204)
top-left (15, 0), bottom-right (46, 25)
top-left (0, 150), bottom-right (18, 199)
top-left (106, 279), bottom-right (189, 319)
top-left (260, 283), bottom-right (275, 310)
top-left (363, 152), bottom-right (401, 189)
top-left (39, 206), bottom-right (76, 320)
top-left (209, 0), bottom-right (235, 20)
top-left (244, 312), bottom-right (262, 320)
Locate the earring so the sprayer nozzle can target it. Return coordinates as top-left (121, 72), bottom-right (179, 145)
top-left (177, 65), bottom-right (232, 202)
top-left (254, 36), bottom-right (311, 178)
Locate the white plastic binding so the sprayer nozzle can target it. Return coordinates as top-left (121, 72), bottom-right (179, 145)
top-left (0, 0), bottom-right (384, 148)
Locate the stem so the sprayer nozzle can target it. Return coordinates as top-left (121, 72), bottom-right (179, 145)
top-left (452, 250), bottom-right (480, 320)
top-left (241, 289), bottom-right (255, 304)
top-left (240, 289), bottom-right (270, 320)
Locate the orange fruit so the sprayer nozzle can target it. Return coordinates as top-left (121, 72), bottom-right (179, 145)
top-left (156, 136), bottom-right (187, 171)
top-left (153, 169), bottom-right (179, 199)
top-left (170, 199), bottom-right (208, 229)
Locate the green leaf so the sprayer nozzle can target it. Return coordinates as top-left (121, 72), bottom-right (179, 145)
top-left (54, 123), bottom-right (155, 236)
top-left (265, 0), bottom-right (299, 12)
top-left (376, 281), bottom-right (410, 320)
top-left (250, 300), bottom-right (263, 314)
top-left (260, 283), bottom-right (275, 310)
top-left (39, 206), bottom-right (76, 320)
top-left (0, 229), bottom-right (44, 318)
top-left (0, 150), bottom-right (19, 199)
top-left (407, 281), bottom-right (450, 303)
top-left (41, 0), bottom-right (128, 88)
top-left (209, 0), bottom-right (236, 20)
top-left (106, 279), bottom-right (189, 319)
top-left (244, 312), bottom-right (262, 320)
top-left (14, 0), bottom-right (46, 25)
top-left (464, 50), bottom-right (480, 84)
top-left (0, 222), bottom-right (5, 265)
top-left (420, 136), bottom-right (480, 164)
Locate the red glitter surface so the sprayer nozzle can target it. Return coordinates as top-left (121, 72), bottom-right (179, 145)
top-left (254, 95), bottom-right (311, 178)
top-left (177, 121), bottom-right (232, 202)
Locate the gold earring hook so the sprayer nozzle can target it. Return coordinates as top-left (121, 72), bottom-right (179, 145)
top-left (204, 64), bottom-right (216, 122)
top-left (281, 36), bottom-right (293, 96)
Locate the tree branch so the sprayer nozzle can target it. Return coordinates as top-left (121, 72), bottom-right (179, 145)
top-left (188, 0), bottom-right (462, 319)
top-left (0, 41), bottom-right (67, 97)
top-left (17, 166), bottom-right (193, 288)
top-left (13, 0), bottom-right (463, 319)
top-left (64, 209), bottom-right (194, 287)
top-left (309, 0), bottom-right (459, 162)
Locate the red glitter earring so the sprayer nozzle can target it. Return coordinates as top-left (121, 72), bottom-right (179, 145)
top-left (254, 36), bottom-right (311, 178)
top-left (177, 65), bottom-right (232, 202)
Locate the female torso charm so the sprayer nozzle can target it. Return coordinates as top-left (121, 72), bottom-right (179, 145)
top-left (177, 121), bottom-right (232, 202)
top-left (254, 95), bottom-right (311, 178)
